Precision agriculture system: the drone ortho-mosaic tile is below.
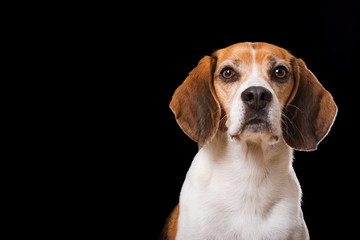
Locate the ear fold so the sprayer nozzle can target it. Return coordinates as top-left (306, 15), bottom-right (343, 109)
top-left (282, 59), bottom-right (338, 151)
top-left (170, 56), bottom-right (220, 149)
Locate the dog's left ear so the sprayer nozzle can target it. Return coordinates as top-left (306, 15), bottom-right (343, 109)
top-left (282, 58), bottom-right (338, 151)
top-left (170, 56), bottom-right (220, 149)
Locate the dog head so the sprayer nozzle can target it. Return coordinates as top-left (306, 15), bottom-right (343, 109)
top-left (170, 42), bottom-right (337, 151)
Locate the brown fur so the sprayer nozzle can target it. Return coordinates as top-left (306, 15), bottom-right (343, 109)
top-left (161, 204), bottom-right (179, 240)
top-left (282, 58), bottom-right (337, 150)
top-left (170, 56), bottom-right (221, 148)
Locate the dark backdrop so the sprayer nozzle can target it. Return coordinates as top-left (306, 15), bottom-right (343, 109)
top-left (122, 0), bottom-right (359, 239)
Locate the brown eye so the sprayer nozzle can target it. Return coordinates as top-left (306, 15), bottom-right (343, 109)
top-left (221, 68), bottom-right (235, 79)
top-left (274, 66), bottom-right (287, 79)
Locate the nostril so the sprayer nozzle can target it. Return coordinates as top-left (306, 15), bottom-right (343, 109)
top-left (242, 91), bottom-right (254, 102)
top-left (260, 91), bottom-right (272, 102)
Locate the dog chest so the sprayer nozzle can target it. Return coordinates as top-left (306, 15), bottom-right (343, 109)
top-left (176, 146), bottom-right (303, 239)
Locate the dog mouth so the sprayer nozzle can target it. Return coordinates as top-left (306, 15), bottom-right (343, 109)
top-left (230, 116), bottom-right (279, 142)
top-left (243, 116), bottom-right (269, 129)
top-left (230, 117), bottom-right (270, 138)
top-left (245, 118), bottom-right (267, 127)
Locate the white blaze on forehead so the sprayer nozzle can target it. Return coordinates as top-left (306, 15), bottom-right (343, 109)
top-left (227, 46), bottom-right (281, 139)
top-left (233, 46), bottom-right (275, 103)
top-left (245, 46), bottom-right (274, 91)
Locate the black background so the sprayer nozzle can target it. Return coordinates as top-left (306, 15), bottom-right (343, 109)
top-left (122, 0), bottom-right (359, 239)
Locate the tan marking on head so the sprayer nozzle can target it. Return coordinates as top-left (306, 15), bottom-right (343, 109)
top-left (252, 43), bottom-right (295, 107)
top-left (213, 42), bottom-right (295, 123)
top-left (213, 43), bottom-right (252, 123)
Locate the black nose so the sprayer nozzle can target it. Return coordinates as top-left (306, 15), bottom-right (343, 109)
top-left (241, 86), bottom-right (272, 110)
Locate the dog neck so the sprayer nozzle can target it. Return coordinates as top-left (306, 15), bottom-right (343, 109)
top-left (200, 132), bottom-right (293, 180)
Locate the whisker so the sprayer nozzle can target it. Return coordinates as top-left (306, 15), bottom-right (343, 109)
top-left (281, 112), bottom-right (306, 145)
top-left (219, 113), bottom-right (228, 129)
top-left (285, 104), bottom-right (303, 113)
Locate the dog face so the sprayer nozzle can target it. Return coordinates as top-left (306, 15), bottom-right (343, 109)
top-left (213, 43), bottom-right (296, 144)
top-left (170, 42), bottom-right (337, 150)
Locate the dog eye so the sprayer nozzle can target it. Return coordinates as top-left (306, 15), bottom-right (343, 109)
top-left (222, 69), bottom-right (234, 79)
top-left (272, 66), bottom-right (288, 81)
top-left (220, 67), bottom-right (236, 81)
top-left (274, 66), bottom-right (287, 78)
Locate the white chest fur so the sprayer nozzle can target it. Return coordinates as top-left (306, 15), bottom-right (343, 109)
top-left (176, 134), bottom-right (309, 240)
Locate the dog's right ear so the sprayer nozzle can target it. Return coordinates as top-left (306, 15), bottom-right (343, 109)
top-left (170, 56), bottom-right (220, 149)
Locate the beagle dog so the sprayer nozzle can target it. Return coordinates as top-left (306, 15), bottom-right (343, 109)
top-left (163, 42), bottom-right (337, 240)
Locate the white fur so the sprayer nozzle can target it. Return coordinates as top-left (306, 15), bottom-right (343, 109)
top-left (176, 134), bottom-right (309, 240)
top-left (175, 49), bottom-right (309, 239)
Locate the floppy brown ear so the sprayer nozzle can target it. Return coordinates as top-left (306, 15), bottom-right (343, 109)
top-left (282, 58), bottom-right (338, 151)
top-left (170, 56), bottom-right (220, 149)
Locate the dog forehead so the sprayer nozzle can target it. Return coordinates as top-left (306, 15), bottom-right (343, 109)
top-left (214, 42), bottom-right (292, 66)
top-left (214, 43), bottom-right (252, 63)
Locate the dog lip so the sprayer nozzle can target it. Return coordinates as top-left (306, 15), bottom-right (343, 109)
top-left (246, 118), bottom-right (266, 125)
top-left (245, 117), bottom-right (268, 126)
top-left (243, 117), bottom-right (270, 131)
top-left (229, 116), bottom-right (272, 139)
